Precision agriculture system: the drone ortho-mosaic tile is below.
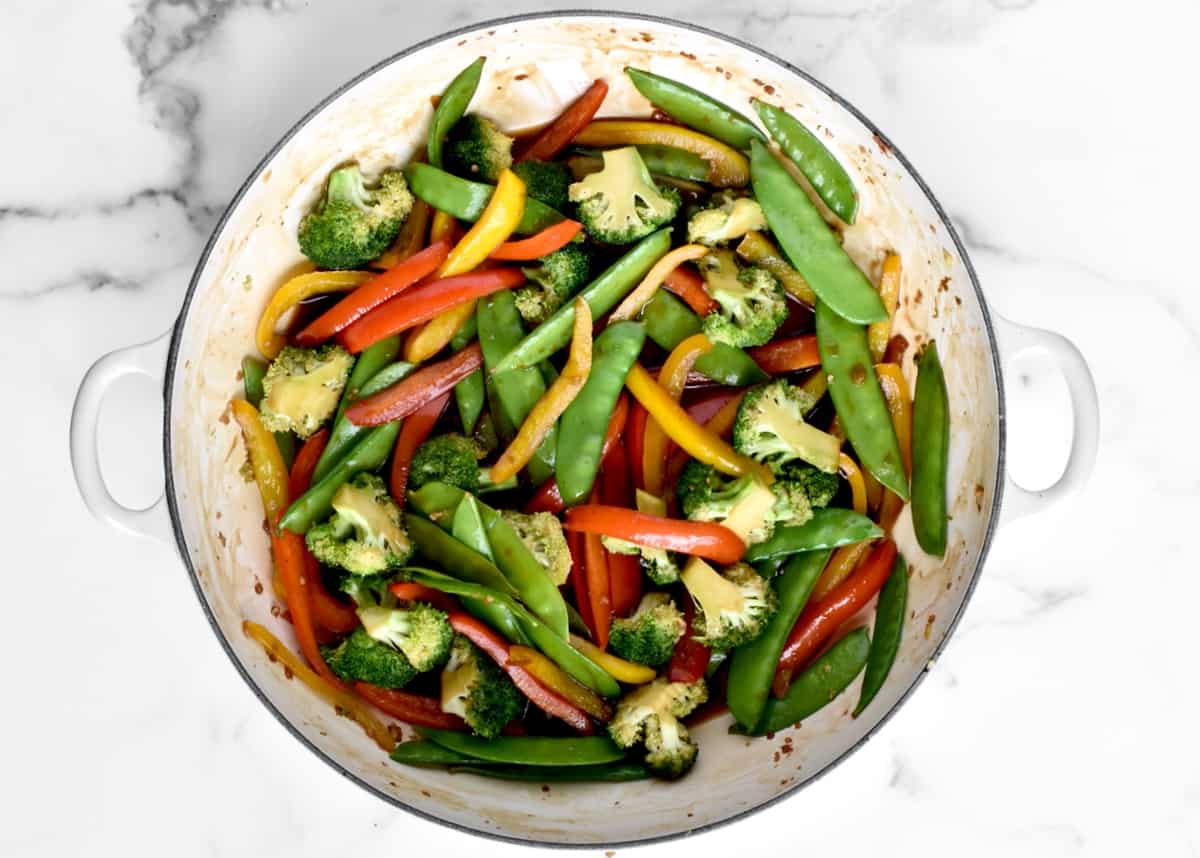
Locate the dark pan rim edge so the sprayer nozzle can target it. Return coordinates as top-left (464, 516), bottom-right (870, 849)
top-left (162, 9), bottom-right (1005, 850)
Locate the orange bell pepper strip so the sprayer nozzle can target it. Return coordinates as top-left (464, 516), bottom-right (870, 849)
top-left (524, 393), bottom-right (628, 514)
top-left (663, 263), bottom-right (719, 316)
top-left (583, 524), bottom-right (612, 649)
top-left (810, 541), bottom-right (872, 603)
top-left (746, 335), bottom-right (820, 376)
top-left (868, 252), bottom-right (903, 363)
top-left (774, 539), bottom-right (897, 696)
top-left (389, 391), bottom-right (450, 501)
top-left (403, 169), bottom-right (527, 363)
top-left (255, 271), bottom-right (372, 360)
top-left (838, 453), bottom-right (868, 515)
top-left (490, 297), bottom-right (593, 484)
top-left (242, 621), bottom-right (394, 750)
top-left (625, 363), bottom-right (769, 482)
top-left (388, 581), bottom-right (459, 613)
top-left (271, 526), bottom-right (342, 686)
top-left (610, 244), bottom-right (710, 323)
top-left (642, 333), bottom-right (713, 495)
top-left (345, 343), bottom-right (480, 428)
top-left (572, 119), bottom-right (750, 188)
top-left (876, 362), bottom-right (913, 531)
top-left (564, 505), bottom-right (745, 565)
top-left (567, 530), bottom-right (597, 639)
top-left (354, 683), bottom-right (467, 731)
top-left (295, 241), bottom-right (450, 345)
top-left (372, 198), bottom-right (432, 270)
top-left (489, 219), bottom-right (582, 261)
top-left (507, 646), bottom-right (612, 722)
top-left (569, 635), bottom-right (656, 685)
top-left (517, 79), bottom-right (609, 163)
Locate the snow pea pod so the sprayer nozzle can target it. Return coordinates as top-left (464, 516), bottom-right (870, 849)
top-left (451, 316), bottom-right (484, 434)
top-left (750, 140), bottom-right (885, 324)
top-left (242, 357), bottom-right (294, 467)
top-left (390, 740), bottom-right (477, 766)
top-left (419, 729), bottom-right (625, 765)
top-left (492, 229), bottom-right (672, 373)
top-left (816, 300), bottom-right (908, 499)
top-left (405, 163), bottom-right (562, 235)
top-left (727, 549), bottom-right (830, 730)
top-left (279, 422), bottom-right (400, 533)
top-left (427, 57), bottom-right (484, 169)
top-left (313, 358), bottom-right (413, 483)
top-left (642, 289), bottom-right (703, 350)
top-left (556, 321), bottom-right (646, 506)
top-left (753, 100), bottom-right (858, 224)
top-left (626, 67), bottom-right (765, 151)
top-left (574, 144), bottom-right (710, 182)
top-left (693, 342), bottom-right (768, 387)
top-left (478, 291), bottom-right (555, 484)
top-left (744, 509), bottom-right (883, 563)
top-left (854, 553), bottom-right (907, 716)
top-left (755, 626), bottom-right (871, 734)
top-left (911, 342), bottom-right (949, 556)
top-left (448, 762), bottom-right (650, 782)
top-left (333, 336), bottom-right (402, 425)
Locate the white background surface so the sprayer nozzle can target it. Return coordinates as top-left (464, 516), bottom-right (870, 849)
top-left (3, 1), bottom-right (1199, 856)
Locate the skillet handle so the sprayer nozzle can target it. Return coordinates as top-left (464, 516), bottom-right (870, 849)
top-left (70, 331), bottom-right (174, 543)
top-left (992, 313), bottom-right (1098, 523)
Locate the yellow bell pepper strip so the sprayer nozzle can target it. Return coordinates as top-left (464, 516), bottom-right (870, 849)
top-left (736, 230), bottom-right (817, 306)
top-left (572, 120), bottom-right (750, 188)
top-left (810, 540), bottom-right (872, 603)
top-left (868, 253), bottom-right (903, 363)
top-left (430, 208), bottom-right (459, 243)
top-left (403, 170), bottom-right (527, 363)
top-left (838, 452), bottom-right (868, 515)
top-left (256, 270), bottom-right (372, 359)
top-left (799, 369), bottom-right (828, 404)
top-left (625, 363), bottom-right (770, 482)
top-left (568, 635), bottom-right (657, 685)
top-left (875, 361), bottom-right (913, 530)
top-left (643, 333), bottom-right (713, 496)
top-left (242, 620), bottom-right (394, 751)
top-left (230, 399), bottom-right (289, 523)
top-left (506, 645), bottom-right (613, 722)
top-left (372, 198), bottom-right (431, 270)
top-left (609, 244), bottom-right (710, 324)
top-left (861, 467), bottom-right (885, 514)
top-left (490, 297), bottom-right (593, 484)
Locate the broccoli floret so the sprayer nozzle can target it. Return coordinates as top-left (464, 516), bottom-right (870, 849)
top-left (338, 571), bottom-right (396, 608)
top-left (599, 490), bottom-right (682, 584)
top-left (321, 626), bottom-right (417, 689)
top-left (676, 461), bottom-right (783, 546)
top-left (568, 146), bottom-right (681, 245)
top-left (512, 159), bottom-right (571, 210)
top-left (687, 192), bottom-right (768, 247)
top-left (259, 345), bottom-right (354, 439)
top-left (440, 635), bottom-right (523, 738)
top-left (733, 379), bottom-right (842, 474)
top-left (698, 250), bottom-right (788, 348)
top-left (681, 559), bottom-right (777, 650)
top-left (358, 601), bottom-right (453, 672)
top-left (444, 115), bottom-right (514, 182)
top-left (305, 473), bottom-right (413, 575)
top-left (608, 593), bottom-right (686, 667)
top-left (298, 164), bottom-right (414, 270)
top-left (407, 434), bottom-right (516, 494)
top-left (608, 678), bottom-right (708, 780)
top-left (779, 461), bottom-right (840, 509)
top-left (515, 244), bottom-right (592, 326)
top-left (499, 510), bottom-right (571, 586)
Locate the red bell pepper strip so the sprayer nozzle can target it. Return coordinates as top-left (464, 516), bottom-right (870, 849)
top-left (347, 344), bottom-right (482, 426)
top-left (448, 613), bottom-right (593, 733)
top-left (388, 581), bottom-right (459, 613)
top-left (295, 241), bottom-right (450, 345)
top-left (626, 401), bottom-right (649, 491)
top-left (272, 529), bottom-right (343, 686)
top-left (389, 391), bottom-right (450, 501)
top-left (684, 389), bottom-right (742, 429)
top-left (288, 427), bottom-right (329, 500)
top-left (667, 597), bottom-right (711, 682)
top-left (663, 264), bottom-right (719, 316)
top-left (600, 443), bottom-right (642, 618)
top-left (353, 682), bottom-right (468, 730)
top-left (339, 268), bottom-right (526, 353)
top-left (746, 335), bottom-right (821, 376)
top-left (773, 539), bottom-right (897, 696)
top-left (489, 220), bottom-right (582, 261)
top-left (564, 505), bottom-right (745, 565)
top-left (523, 393), bottom-right (629, 514)
top-left (567, 530), bottom-right (597, 639)
top-left (582, 500), bottom-right (612, 649)
top-left (516, 79), bottom-right (609, 163)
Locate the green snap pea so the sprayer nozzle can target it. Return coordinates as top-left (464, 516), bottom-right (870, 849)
top-left (390, 740), bottom-right (477, 767)
top-left (573, 144), bottom-right (710, 183)
top-left (750, 140), bottom-right (885, 324)
top-left (279, 422), bottom-right (400, 533)
top-left (492, 229), bottom-right (672, 373)
top-left (556, 321), bottom-right (647, 506)
top-left (744, 509), bottom-right (884, 563)
top-left (452, 493), bottom-right (493, 559)
top-left (753, 100), bottom-right (858, 224)
top-left (816, 300), bottom-right (908, 499)
top-left (332, 336), bottom-right (402, 425)
top-left (405, 163), bottom-right (563, 235)
top-left (911, 342), bottom-right (949, 556)
top-left (727, 550), bottom-right (830, 731)
top-left (448, 762), bottom-right (651, 782)
top-left (451, 316), bottom-right (484, 434)
top-left (641, 289), bottom-right (702, 350)
top-left (756, 627), bottom-right (871, 735)
top-left (854, 553), bottom-right (907, 717)
top-left (405, 512), bottom-right (516, 597)
top-left (313, 359), bottom-right (413, 484)
top-left (693, 342), bottom-right (769, 387)
top-left (420, 729), bottom-right (626, 766)
top-left (427, 57), bottom-right (485, 169)
top-left (626, 67), bottom-right (765, 151)
top-left (242, 357), bottom-right (295, 467)
top-left (478, 292), bottom-right (555, 484)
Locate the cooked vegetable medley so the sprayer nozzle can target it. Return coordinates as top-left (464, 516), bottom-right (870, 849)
top-left (234, 62), bottom-right (952, 784)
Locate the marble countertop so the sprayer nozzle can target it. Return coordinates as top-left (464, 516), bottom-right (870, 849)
top-left (4, 1), bottom-right (1198, 855)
